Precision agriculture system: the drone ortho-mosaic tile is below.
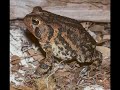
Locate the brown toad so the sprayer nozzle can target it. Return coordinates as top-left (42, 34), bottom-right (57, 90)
top-left (24, 6), bottom-right (102, 75)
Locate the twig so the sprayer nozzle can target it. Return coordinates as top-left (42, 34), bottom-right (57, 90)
top-left (45, 60), bottom-right (64, 88)
top-left (60, 1), bottom-right (109, 5)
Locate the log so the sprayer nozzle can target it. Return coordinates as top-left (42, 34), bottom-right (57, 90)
top-left (10, 0), bottom-right (110, 22)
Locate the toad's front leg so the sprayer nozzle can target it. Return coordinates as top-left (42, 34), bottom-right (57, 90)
top-left (35, 47), bottom-right (54, 75)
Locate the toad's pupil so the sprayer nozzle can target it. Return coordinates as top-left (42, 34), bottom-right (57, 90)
top-left (32, 19), bottom-right (39, 25)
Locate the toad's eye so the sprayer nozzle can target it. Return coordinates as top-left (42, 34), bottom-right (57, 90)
top-left (32, 19), bottom-right (39, 25)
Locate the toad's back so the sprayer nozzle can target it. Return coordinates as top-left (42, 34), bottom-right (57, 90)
top-left (46, 21), bottom-right (97, 63)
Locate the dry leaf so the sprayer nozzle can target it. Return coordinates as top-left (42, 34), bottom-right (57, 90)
top-left (27, 49), bottom-right (44, 61)
top-left (11, 64), bottom-right (20, 72)
top-left (55, 71), bottom-right (71, 77)
top-left (27, 49), bottom-right (35, 56)
top-left (96, 46), bottom-right (110, 59)
top-left (96, 32), bottom-right (103, 43)
top-left (84, 85), bottom-right (104, 90)
top-left (103, 79), bottom-right (110, 89)
top-left (81, 22), bottom-right (93, 31)
top-left (10, 84), bottom-right (34, 90)
top-left (33, 51), bottom-right (44, 61)
top-left (16, 85), bottom-right (34, 90)
top-left (103, 35), bottom-right (110, 40)
top-left (10, 85), bottom-right (16, 90)
top-left (33, 54), bottom-right (44, 61)
top-left (11, 55), bottom-right (21, 65)
top-left (89, 25), bottom-right (104, 32)
top-left (34, 76), bottom-right (56, 90)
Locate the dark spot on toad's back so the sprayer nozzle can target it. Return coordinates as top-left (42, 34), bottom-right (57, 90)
top-left (47, 25), bottom-right (54, 40)
top-left (54, 38), bottom-right (60, 45)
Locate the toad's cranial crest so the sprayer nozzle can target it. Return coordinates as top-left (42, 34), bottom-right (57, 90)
top-left (24, 6), bottom-right (102, 75)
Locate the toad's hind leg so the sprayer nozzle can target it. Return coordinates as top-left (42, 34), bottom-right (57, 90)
top-left (88, 50), bottom-right (102, 77)
top-left (79, 50), bottom-right (102, 77)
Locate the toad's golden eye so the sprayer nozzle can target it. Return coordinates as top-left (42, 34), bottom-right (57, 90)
top-left (32, 19), bottom-right (39, 25)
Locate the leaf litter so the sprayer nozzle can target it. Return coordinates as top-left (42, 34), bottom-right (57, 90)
top-left (10, 20), bottom-right (110, 90)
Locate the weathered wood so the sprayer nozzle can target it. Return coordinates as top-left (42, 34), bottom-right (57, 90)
top-left (10, 0), bottom-right (110, 22)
